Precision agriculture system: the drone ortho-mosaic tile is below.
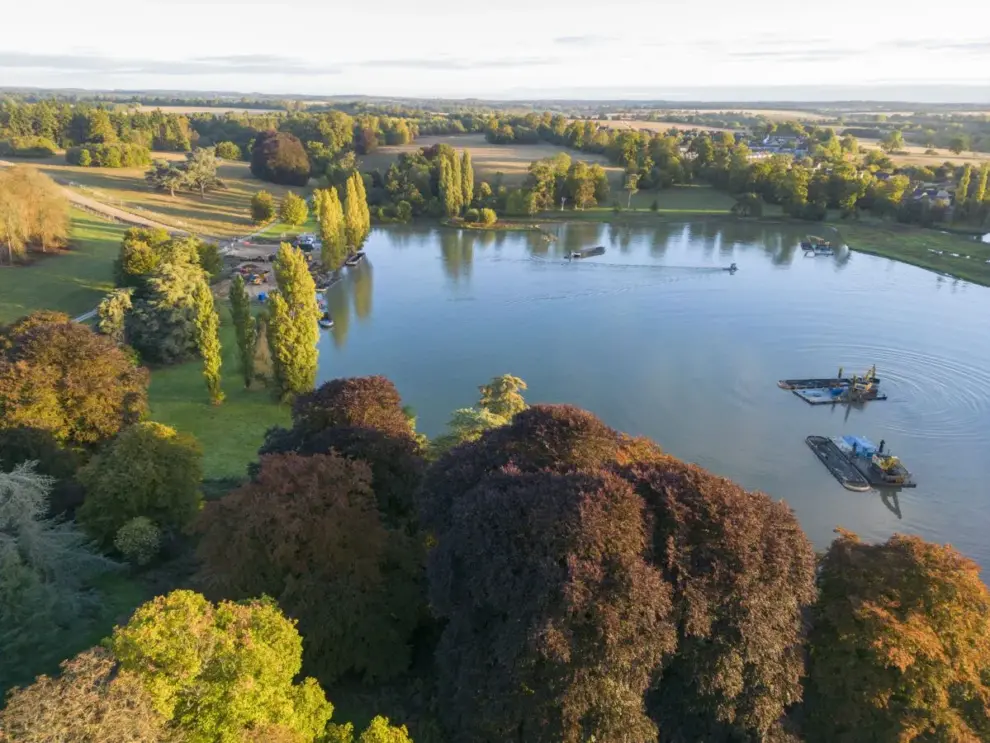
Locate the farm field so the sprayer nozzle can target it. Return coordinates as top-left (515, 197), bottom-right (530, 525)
top-left (0, 209), bottom-right (128, 323)
top-left (359, 133), bottom-right (623, 187)
top-left (593, 119), bottom-right (736, 133)
top-left (131, 104), bottom-right (283, 115)
top-left (857, 138), bottom-right (990, 166)
top-left (17, 157), bottom-right (303, 239)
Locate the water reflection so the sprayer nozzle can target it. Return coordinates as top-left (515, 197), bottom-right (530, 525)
top-left (325, 260), bottom-right (375, 347)
top-left (440, 229), bottom-right (473, 282)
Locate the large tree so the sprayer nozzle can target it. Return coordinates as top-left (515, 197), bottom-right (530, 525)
top-left (229, 274), bottom-right (256, 387)
top-left (461, 150), bottom-right (474, 208)
top-left (193, 280), bottom-right (224, 404)
top-left (0, 166), bottom-right (69, 264)
top-left (183, 146), bottom-right (224, 196)
top-left (318, 186), bottom-right (347, 271)
top-left (0, 312), bottom-right (148, 448)
top-left (125, 258), bottom-right (209, 365)
top-left (805, 531), bottom-right (990, 743)
top-left (266, 243), bottom-right (321, 399)
top-left (251, 130), bottom-right (311, 186)
top-left (144, 158), bottom-right (187, 197)
top-left (77, 421), bottom-right (203, 547)
top-left (198, 452), bottom-right (425, 683)
top-left (110, 590), bottom-right (333, 743)
top-left (344, 172), bottom-right (370, 249)
top-left (279, 191), bottom-right (309, 226)
top-left (250, 189), bottom-right (276, 223)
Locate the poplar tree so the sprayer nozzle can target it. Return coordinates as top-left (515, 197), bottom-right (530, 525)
top-left (267, 243), bottom-right (321, 400)
top-left (320, 186), bottom-right (347, 270)
top-left (193, 279), bottom-right (224, 405)
top-left (229, 274), bottom-right (256, 388)
top-left (440, 157), bottom-right (459, 218)
top-left (344, 173), bottom-right (369, 250)
top-left (974, 164), bottom-right (989, 203)
top-left (450, 150), bottom-right (464, 214)
top-left (956, 164), bottom-right (972, 206)
top-left (461, 150), bottom-right (474, 208)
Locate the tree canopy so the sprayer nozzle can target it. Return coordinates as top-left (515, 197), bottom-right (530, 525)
top-left (251, 130), bottom-right (311, 186)
top-left (0, 166), bottom-right (68, 265)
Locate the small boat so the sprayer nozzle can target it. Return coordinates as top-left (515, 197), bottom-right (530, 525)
top-left (832, 435), bottom-right (916, 488)
top-left (344, 250), bottom-right (366, 267)
top-left (801, 236), bottom-right (834, 256)
top-left (568, 245), bottom-right (606, 259)
top-left (318, 312), bottom-right (334, 329)
top-left (778, 366), bottom-right (879, 390)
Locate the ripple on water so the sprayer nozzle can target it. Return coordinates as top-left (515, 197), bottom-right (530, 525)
top-left (794, 341), bottom-right (990, 442)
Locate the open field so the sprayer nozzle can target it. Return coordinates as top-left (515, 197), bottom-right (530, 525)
top-left (130, 104), bottom-right (283, 115)
top-left (0, 210), bottom-right (128, 323)
top-left (148, 309), bottom-right (291, 480)
top-left (836, 222), bottom-right (990, 287)
top-left (594, 119), bottom-right (736, 133)
top-left (16, 157), bottom-right (303, 239)
top-left (359, 133), bottom-right (622, 187)
top-left (858, 138), bottom-right (990, 166)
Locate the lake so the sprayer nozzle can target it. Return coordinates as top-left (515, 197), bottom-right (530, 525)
top-left (320, 222), bottom-right (990, 568)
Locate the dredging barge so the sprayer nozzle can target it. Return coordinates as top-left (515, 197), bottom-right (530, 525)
top-left (780, 366), bottom-right (886, 405)
top-left (807, 435), bottom-right (916, 490)
top-left (778, 366), bottom-right (880, 389)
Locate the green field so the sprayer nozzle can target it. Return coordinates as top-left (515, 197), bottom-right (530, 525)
top-left (536, 185), bottom-right (741, 219)
top-left (0, 209), bottom-right (128, 323)
top-left (256, 212), bottom-right (320, 241)
top-left (836, 222), bottom-right (990, 286)
top-left (148, 313), bottom-right (290, 480)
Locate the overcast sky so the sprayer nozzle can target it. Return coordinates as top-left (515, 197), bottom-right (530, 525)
top-left (3, 0), bottom-right (989, 100)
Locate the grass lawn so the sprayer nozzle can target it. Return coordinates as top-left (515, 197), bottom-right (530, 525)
top-left (835, 222), bottom-right (990, 286)
top-left (256, 212), bottom-right (320, 241)
top-left (0, 209), bottom-right (127, 324)
top-left (537, 185), bottom-right (743, 220)
top-left (148, 312), bottom-right (290, 480)
top-left (22, 157), bottom-right (305, 239)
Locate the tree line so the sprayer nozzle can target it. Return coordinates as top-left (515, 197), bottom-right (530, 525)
top-left (2, 303), bottom-right (989, 741)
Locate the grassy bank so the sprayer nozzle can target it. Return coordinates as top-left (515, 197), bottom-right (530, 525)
top-left (835, 222), bottom-right (990, 286)
top-left (0, 209), bottom-right (128, 323)
top-left (148, 311), bottom-right (290, 480)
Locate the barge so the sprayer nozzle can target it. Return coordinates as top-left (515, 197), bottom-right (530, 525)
top-left (778, 366), bottom-right (880, 390)
top-left (791, 383), bottom-right (887, 405)
top-left (807, 435), bottom-right (917, 490)
top-left (806, 436), bottom-right (871, 491)
top-left (568, 245), bottom-right (605, 259)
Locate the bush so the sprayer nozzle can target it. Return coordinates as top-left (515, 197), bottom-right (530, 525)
top-left (66, 143), bottom-right (151, 168)
top-left (279, 191), bottom-right (308, 226)
top-left (0, 136), bottom-right (58, 158)
top-left (78, 421), bottom-right (203, 546)
top-left (395, 200), bottom-right (413, 222)
top-left (479, 207), bottom-right (497, 225)
top-left (214, 140), bottom-right (241, 160)
top-left (114, 516), bottom-right (161, 565)
top-left (250, 130), bottom-right (310, 186)
top-left (250, 190), bottom-right (276, 223)
top-left (464, 207), bottom-right (480, 223)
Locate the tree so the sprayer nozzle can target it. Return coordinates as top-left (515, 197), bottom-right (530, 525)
top-left (251, 189), bottom-right (276, 223)
top-left (956, 163), bottom-right (973, 206)
top-left (805, 531), bottom-right (990, 743)
top-left (126, 259), bottom-right (208, 365)
top-left (438, 156), bottom-right (460, 218)
top-left (183, 146), bottom-right (224, 197)
top-left (279, 191), bottom-right (308, 226)
top-left (193, 280), bottom-right (224, 404)
top-left (948, 134), bottom-right (971, 155)
top-left (426, 466), bottom-right (674, 742)
top-left (0, 427), bottom-right (83, 517)
top-left (0, 312), bottom-right (148, 448)
top-left (879, 130), bottom-right (904, 153)
top-left (318, 186), bottom-right (347, 271)
top-left (84, 109), bottom-right (116, 143)
top-left (144, 158), bottom-right (187, 197)
top-left (344, 171), bottom-right (370, 248)
top-left (214, 140), bottom-right (241, 160)
top-left (77, 421), bottom-right (203, 547)
top-left (326, 716), bottom-right (414, 743)
top-left (432, 406), bottom-right (507, 454)
top-left (0, 167), bottom-right (68, 264)
top-left (461, 150), bottom-right (474, 207)
top-left (267, 243), bottom-right (321, 399)
top-left (0, 648), bottom-right (168, 743)
top-left (731, 192), bottom-right (764, 217)
top-left (229, 274), bottom-right (256, 388)
top-left (974, 164), bottom-right (989, 203)
top-left (250, 130), bottom-right (311, 186)
top-left (0, 464), bottom-right (114, 689)
top-left (110, 590), bottom-right (333, 743)
top-left (624, 171), bottom-right (641, 208)
top-left (479, 207), bottom-right (497, 225)
top-left (96, 288), bottom-right (133, 345)
top-left (197, 452), bottom-right (425, 683)
top-left (478, 373), bottom-right (528, 418)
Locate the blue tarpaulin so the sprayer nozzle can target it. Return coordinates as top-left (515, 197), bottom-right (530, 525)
top-left (842, 435), bottom-right (877, 455)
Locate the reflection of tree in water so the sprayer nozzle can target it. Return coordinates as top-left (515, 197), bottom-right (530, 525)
top-left (326, 278), bottom-right (351, 349)
top-left (352, 261), bottom-right (373, 320)
top-left (440, 229), bottom-right (473, 282)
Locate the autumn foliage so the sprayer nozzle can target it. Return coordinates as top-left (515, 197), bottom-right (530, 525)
top-left (197, 452), bottom-right (425, 684)
top-left (0, 312), bottom-right (148, 448)
top-left (805, 530), bottom-right (990, 742)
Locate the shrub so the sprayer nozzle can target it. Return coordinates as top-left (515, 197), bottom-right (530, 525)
top-left (214, 140), bottom-right (241, 160)
top-left (464, 207), bottom-right (480, 223)
top-left (395, 200), bottom-right (412, 222)
top-left (114, 516), bottom-right (161, 565)
top-left (0, 136), bottom-right (58, 158)
top-left (77, 421), bottom-right (203, 546)
top-left (251, 190), bottom-right (276, 223)
top-left (479, 207), bottom-right (497, 225)
top-left (76, 149), bottom-right (92, 166)
top-left (250, 130), bottom-right (310, 186)
top-left (278, 191), bottom-right (308, 226)
top-left (66, 142), bottom-right (151, 168)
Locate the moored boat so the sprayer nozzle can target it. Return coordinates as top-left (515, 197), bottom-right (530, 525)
top-left (344, 250), bottom-right (366, 267)
top-left (318, 311), bottom-right (334, 329)
top-left (801, 235), bottom-right (834, 255)
top-left (568, 245), bottom-right (605, 259)
top-left (778, 366), bottom-right (879, 390)
top-left (805, 436), bottom-right (871, 491)
top-left (832, 435), bottom-right (917, 488)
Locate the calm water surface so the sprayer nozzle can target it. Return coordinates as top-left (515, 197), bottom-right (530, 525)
top-left (320, 222), bottom-right (990, 568)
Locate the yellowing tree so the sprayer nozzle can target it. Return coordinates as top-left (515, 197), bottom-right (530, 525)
top-left (319, 186), bottom-right (347, 270)
top-left (267, 243), bottom-right (321, 399)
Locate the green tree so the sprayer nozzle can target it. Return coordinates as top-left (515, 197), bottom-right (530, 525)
top-left (956, 163), bottom-right (973, 206)
top-left (250, 190), bottom-right (276, 223)
top-left (326, 716), bottom-right (414, 743)
top-left (84, 109), bottom-right (116, 144)
top-left (96, 288), bottom-right (133, 345)
top-left (144, 159), bottom-right (187, 197)
top-left (77, 421), bottom-right (203, 546)
top-left (267, 243), bottom-right (321, 399)
top-left (344, 172), bottom-right (370, 249)
top-left (197, 452), bottom-right (424, 684)
top-left (974, 164), bottom-right (989, 203)
top-left (126, 259), bottom-right (207, 365)
top-left (461, 150), bottom-right (474, 207)
top-left (214, 140), bottom-right (241, 160)
top-left (250, 130), bottom-right (311, 186)
top-left (805, 531), bottom-right (990, 743)
top-left (439, 156), bottom-right (459, 218)
top-left (193, 281), bottom-right (224, 405)
top-left (731, 192), bottom-right (764, 217)
top-left (479, 207), bottom-right (497, 225)
top-left (110, 590), bottom-right (333, 743)
top-left (229, 274), bottom-right (256, 388)
top-left (432, 406), bottom-right (507, 454)
top-left (478, 373), bottom-right (528, 418)
top-left (624, 171), bottom-right (641, 208)
top-left (879, 130), bottom-right (904, 153)
top-left (0, 312), bottom-right (149, 448)
top-left (183, 146), bottom-right (224, 197)
top-left (0, 464), bottom-right (115, 690)
top-left (279, 191), bottom-right (308, 226)
top-left (319, 186), bottom-right (347, 270)
top-left (948, 134), bottom-right (970, 155)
